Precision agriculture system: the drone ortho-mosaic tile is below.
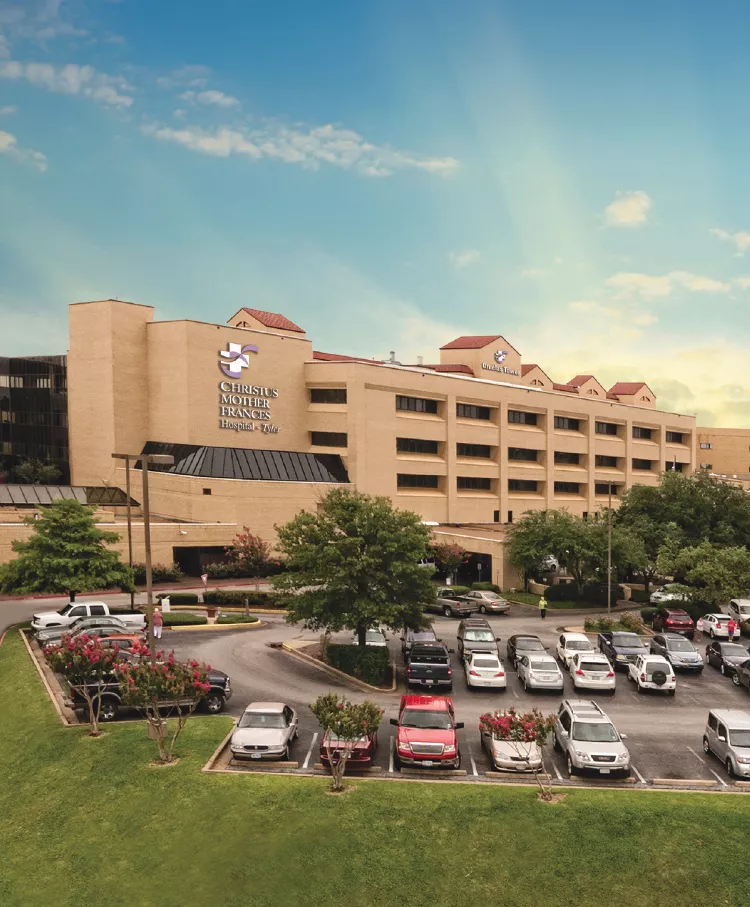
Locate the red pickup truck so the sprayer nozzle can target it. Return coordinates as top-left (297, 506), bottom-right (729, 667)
top-left (390, 694), bottom-right (464, 770)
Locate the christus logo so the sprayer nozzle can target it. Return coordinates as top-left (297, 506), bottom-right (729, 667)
top-left (219, 342), bottom-right (259, 378)
top-left (494, 350), bottom-right (508, 364)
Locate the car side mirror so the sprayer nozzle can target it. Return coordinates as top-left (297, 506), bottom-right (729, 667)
top-left (455, 722), bottom-right (464, 730)
top-left (448, 648), bottom-right (455, 654)
top-left (718, 735), bottom-right (726, 743)
top-left (389, 718), bottom-right (398, 726)
top-left (495, 637), bottom-right (502, 642)
top-left (559, 729), bottom-right (569, 738)
top-left (437, 638), bottom-right (443, 642)
top-left (620, 733), bottom-right (627, 740)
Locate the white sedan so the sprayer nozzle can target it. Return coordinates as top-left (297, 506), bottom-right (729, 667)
top-left (570, 652), bottom-right (616, 693)
top-left (696, 614), bottom-right (732, 639)
top-left (354, 628), bottom-right (388, 647)
top-left (556, 632), bottom-right (595, 670)
top-left (650, 585), bottom-right (688, 605)
top-left (464, 651), bottom-right (507, 689)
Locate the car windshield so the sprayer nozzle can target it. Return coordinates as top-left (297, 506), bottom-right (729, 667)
top-left (722, 645), bottom-right (749, 657)
top-left (729, 730), bottom-right (750, 747)
top-left (668, 639), bottom-right (695, 652)
top-left (572, 722), bottom-right (619, 743)
top-left (400, 709), bottom-right (452, 730)
top-left (465, 630), bottom-right (495, 642)
top-left (580, 661), bottom-right (609, 672)
top-left (530, 660), bottom-right (557, 671)
top-left (473, 657), bottom-right (500, 669)
top-left (566, 640), bottom-right (593, 651)
top-left (58, 604), bottom-right (74, 615)
top-left (612, 633), bottom-right (645, 648)
top-left (238, 713), bottom-right (287, 729)
top-left (480, 593), bottom-right (500, 600)
top-left (517, 638), bottom-right (544, 650)
top-left (410, 632), bottom-right (436, 643)
top-left (365, 632), bottom-right (384, 643)
top-left (667, 611), bottom-right (690, 619)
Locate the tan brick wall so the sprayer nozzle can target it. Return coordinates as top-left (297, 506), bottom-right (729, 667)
top-left (696, 426), bottom-right (750, 476)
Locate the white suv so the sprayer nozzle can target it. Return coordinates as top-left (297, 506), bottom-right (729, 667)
top-left (728, 600), bottom-right (750, 624)
top-left (627, 654), bottom-right (676, 695)
top-left (553, 700), bottom-right (630, 776)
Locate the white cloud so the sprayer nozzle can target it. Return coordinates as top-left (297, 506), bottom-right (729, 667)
top-left (178, 89), bottom-right (240, 109)
top-left (450, 249), bottom-right (480, 269)
top-left (0, 129), bottom-right (46, 170)
top-left (0, 0), bottom-right (87, 44)
top-left (604, 190), bottom-right (652, 227)
top-left (143, 121), bottom-right (460, 178)
top-left (157, 65), bottom-right (211, 90)
top-left (606, 270), bottom-right (730, 299)
top-left (569, 300), bottom-right (599, 313)
top-left (521, 267), bottom-right (545, 278)
top-left (0, 60), bottom-right (133, 106)
top-left (710, 227), bottom-right (750, 256)
top-left (0, 104), bottom-right (15, 114)
top-left (733, 277), bottom-right (750, 289)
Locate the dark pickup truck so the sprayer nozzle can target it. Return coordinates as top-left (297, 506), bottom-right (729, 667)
top-left (65, 666), bottom-right (232, 721)
top-left (406, 644), bottom-right (453, 692)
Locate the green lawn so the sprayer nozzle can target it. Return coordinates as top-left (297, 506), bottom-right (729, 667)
top-left (507, 590), bottom-right (593, 609)
top-left (3, 633), bottom-right (750, 907)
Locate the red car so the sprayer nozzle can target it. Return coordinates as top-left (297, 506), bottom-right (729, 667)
top-left (390, 694), bottom-right (464, 770)
top-left (319, 728), bottom-right (378, 769)
top-left (652, 608), bottom-right (695, 639)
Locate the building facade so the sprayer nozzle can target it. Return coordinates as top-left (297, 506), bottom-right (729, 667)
top-left (696, 426), bottom-right (750, 478)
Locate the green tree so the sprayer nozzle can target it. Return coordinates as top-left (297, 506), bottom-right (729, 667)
top-left (431, 541), bottom-right (467, 581)
top-left (505, 510), bottom-right (561, 590)
top-left (272, 487), bottom-right (434, 645)
top-left (0, 498), bottom-right (134, 598)
top-left (311, 693), bottom-right (384, 792)
top-left (8, 458), bottom-right (62, 485)
top-left (656, 541), bottom-right (750, 608)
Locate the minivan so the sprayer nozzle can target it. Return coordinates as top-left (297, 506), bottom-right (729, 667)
top-left (703, 709), bottom-right (750, 778)
top-left (728, 599), bottom-right (750, 624)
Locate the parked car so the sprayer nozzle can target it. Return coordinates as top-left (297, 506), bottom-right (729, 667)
top-left (556, 632), bottom-right (595, 670)
top-left (320, 727), bottom-right (377, 769)
top-left (462, 590), bottom-right (511, 615)
top-left (598, 631), bottom-right (648, 671)
top-left (354, 628), bottom-right (388, 647)
top-left (650, 633), bottom-right (704, 672)
top-left (98, 634), bottom-right (144, 654)
top-left (553, 699), bottom-right (630, 776)
top-left (540, 554), bottom-right (559, 572)
top-left (456, 618), bottom-right (500, 661)
top-left (32, 601), bottom-right (146, 633)
top-left (426, 589), bottom-right (478, 619)
top-left (516, 654), bottom-right (564, 692)
top-left (696, 614), bottom-right (732, 639)
top-left (36, 615), bottom-right (131, 645)
top-left (401, 627), bottom-right (439, 659)
top-left (406, 643), bottom-right (453, 691)
top-left (506, 634), bottom-right (546, 668)
top-left (728, 599), bottom-right (750, 624)
top-left (627, 654), bottom-right (676, 695)
top-left (652, 608), bottom-right (695, 639)
top-left (480, 721), bottom-right (543, 772)
top-left (649, 584), bottom-right (688, 605)
top-left (703, 709), bottom-right (750, 779)
top-left (230, 702), bottom-right (298, 761)
top-left (464, 651), bottom-right (506, 690)
top-left (705, 640), bottom-right (750, 678)
top-left (569, 652), bottom-right (616, 693)
top-left (731, 658), bottom-right (750, 692)
top-left (390, 694), bottom-right (463, 770)
top-left (65, 665), bottom-right (232, 721)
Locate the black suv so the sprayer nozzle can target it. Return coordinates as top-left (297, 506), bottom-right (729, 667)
top-left (598, 631), bottom-right (648, 671)
top-left (401, 627), bottom-right (439, 659)
top-left (456, 618), bottom-right (500, 661)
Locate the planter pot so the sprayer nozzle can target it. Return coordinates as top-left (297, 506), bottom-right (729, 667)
top-left (206, 606), bottom-right (217, 619)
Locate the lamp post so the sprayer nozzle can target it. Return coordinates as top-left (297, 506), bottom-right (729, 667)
top-left (112, 452), bottom-right (174, 661)
top-left (607, 483), bottom-right (613, 618)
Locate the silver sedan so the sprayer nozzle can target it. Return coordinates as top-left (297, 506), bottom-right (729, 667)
top-left (481, 731), bottom-right (543, 772)
top-left (463, 590), bottom-right (511, 615)
top-left (517, 654), bottom-right (564, 692)
top-left (230, 701), bottom-right (298, 761)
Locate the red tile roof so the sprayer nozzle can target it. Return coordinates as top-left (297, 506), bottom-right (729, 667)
top-left (608, 381), bottom-right (653, 396)
top-left (420, 363), bottom-right (474, 374)
top-left (553, 382), bottom-right (580, 394)
top-left (238, 308), bottom-right (305, 333)
top-left (312, 351), bottom-right (382, 364)
top-left (440, 335), bottom-right (503, 350)
top-left (521, 364), bottom-right (539, 376)
top-left (567, 375), bottom-right (597, 387)
top-left (606, 392), bottom-right (619, 401)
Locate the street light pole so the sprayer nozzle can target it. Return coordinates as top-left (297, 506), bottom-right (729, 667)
top-left (124, 456), bottom-right (134, 609)
top-left (607, 483), bottom-right (613, 618)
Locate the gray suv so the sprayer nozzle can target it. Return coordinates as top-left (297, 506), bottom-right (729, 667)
top-left (703, 709), bottom-right (750, 779)
top-left (553, 699), bottom-right (630, 777)
top-left (456, 618), bottom-right (500, 661)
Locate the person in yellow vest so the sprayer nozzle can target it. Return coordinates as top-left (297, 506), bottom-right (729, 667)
top-left (539, 596), bottom-right (547, 620)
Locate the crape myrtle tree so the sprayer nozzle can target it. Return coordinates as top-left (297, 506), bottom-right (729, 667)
top-left (44, 634), bottom-right (120, 737)
top-left (225, 527), bottom-right (273, 583)
top-left (479, 707), bottom-right (557, 801)
top-left (0, 498), bottom-right (134, 599)
top-left (431, 542), bottom-right (468, 583)
top-left (310, 693), bottom-right (384, 792)
top-left (272, 488), bottom-right (435, 645)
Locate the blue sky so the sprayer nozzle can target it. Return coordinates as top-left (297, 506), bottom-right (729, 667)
top-left (2, 1), bottom-right (750, 425)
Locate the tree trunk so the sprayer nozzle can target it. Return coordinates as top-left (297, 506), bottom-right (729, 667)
top-left (357, 625), bottom-right (367, 647)
top-left (69, 590), bottom-right (76, 602)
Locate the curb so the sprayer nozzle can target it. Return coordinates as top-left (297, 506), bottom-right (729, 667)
top-left (508, 599), bottom-right (636, 616)
top-left (280, 642), bottom-right (398, 695)
top-left (202, 725), bottom-right (236, 773)
top-left (19, 629), bottom-right (78, 728)
top-left (169, 605), bottom-right (288, 615)
top-left (652, 777), bottom-right (717, 788)
top-left (166, 620), bottom-right (265, 633)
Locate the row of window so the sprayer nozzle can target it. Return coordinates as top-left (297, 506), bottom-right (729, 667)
top-left (396, 476), bottom-right (625, 495)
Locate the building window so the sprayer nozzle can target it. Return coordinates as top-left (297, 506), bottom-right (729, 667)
top-left (493, 510), bottom-right (500, 523)
top-left (457, 443), bottom-right (491, 458)
top-left (509, 479), bottom-right (538, 492)
top-left (699, 442), bottom-right (712, 450)
top-left (667, 462), bottom-right (685, 473)
top-left (508, 447), bottom-right (538, 462)
top-left (632, 426), bottom-right (653, 440)
top-left (666, 431), bottom-right (684, 444)
top-left (595, 483), bottom-right (618, 495)
top-left (310, 388), bottom-right (347, 404)
top-left (632, 458), bottom-right (653, 470)
top-left (554, 481), bottom-right (580, 494)
top-left (397, 474), bottom-right (439, 489)
top-left (397, 437), bottom-right (439, 455)
top-left (595, 454), bottom-right (618, 468)
top-left (554, 416), bottom-right (580, 431)
top-left (595, 421), bottom-right (618, 436)
top-left (700, 463), bottom-right (713, 470)
top-left (554, 451), bottom-right (580, 465)
top-left (530, 379), bottom-right (543, 386)
top-left (457, 476), bottom-right (491, 491)
top-left (587, 389), bottom-right (599, 396)
top-left (508, 410), bottom-right (538, 426)
top-left (507, 510), bottom-right (513, 523)
top-left (202, 488), bottom-right (212, 495)
top-left (396, 395), bottom-right (439, 414)
top-left (310, 431), bottom-right (348, 448)
top-left (456, 402), bottom-right (491, 420)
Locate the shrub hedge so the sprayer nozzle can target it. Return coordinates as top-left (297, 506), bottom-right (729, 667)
top-left (156, 592), bottom-right (200, 605)
top-left (628, 589), bottom-right (652, 604)
top-left (640, 607), bottom-right (658, 624)
top-left (437, 585), bottom-right (470, 597)
top-left (203, 590), bottom-right (285, 608)
top-left (325, 644), bottom-right (391, 686)
top-left (132, 563), bottom-right (183, 585)
top-left (471, 582), bottom-right (501, 593)
top-left (162, 612), bottom-right (207, 626)
top-left (216, 614), bottom-right (259, 624)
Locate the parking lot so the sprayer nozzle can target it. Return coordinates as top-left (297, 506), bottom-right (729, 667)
top-left (158, 608), bottom-right (750, 789)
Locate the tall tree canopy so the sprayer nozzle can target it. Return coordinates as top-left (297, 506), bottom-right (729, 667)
top-left (272, 488), bottom-right (434, 644)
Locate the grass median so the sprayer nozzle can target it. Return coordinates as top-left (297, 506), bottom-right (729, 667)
top-left (2, 632), bottom-right (750, 907)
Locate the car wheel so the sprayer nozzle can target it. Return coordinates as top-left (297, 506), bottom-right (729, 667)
top-left (97, 698), bottom-right (118, 722)
top-left (479, 605), bottom-right (486, 614)
top-left (567, 755), bottom-right (575, 776)
top-left (609, 688), bottom-right (616, 696)
top-left (393, 751), bottom-right (401, 770)
top-left (281, 746), bottom-right (290, 762)
top-left (204, 693), bottom-right (225, 714)
top-left (553, 735), bottom-right (561, 752)
top-left (668, 690), bottom-right (676, 697)
top-left (443, 607), bottom-right (452, 618)
top-left (732, 672), bottom-right (741, 687)
top-left (703, 736), bottom-right (711, 756)
top-left (721, 663), bottom-right (726, 675)
top-left (522, 678), bottom-right (528, 692)
top-left (637, 683), bottom-right (645, 694)
top-left (727, 757), bottom-right (735, 779)
top-left (293, 727), bottom-right (299, 740)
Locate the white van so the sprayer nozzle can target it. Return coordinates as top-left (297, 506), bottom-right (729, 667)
top-left (728, 599), bottom-right (750, 623)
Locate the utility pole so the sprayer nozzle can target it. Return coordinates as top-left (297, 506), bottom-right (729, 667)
top-left (607, 482), bottom-right (613, 617)
top-left (124, 455), bottom-right (134, 609)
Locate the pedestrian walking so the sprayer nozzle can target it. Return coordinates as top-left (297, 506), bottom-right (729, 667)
top-left (153, 607), bottom-right (163, 640)
top-left (728, 618), bottom-right (738, 642)
top-left (539, 595), bottom-right (547, 620)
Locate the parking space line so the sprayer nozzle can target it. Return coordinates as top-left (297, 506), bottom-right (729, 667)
top-left (686, 745), bottom-right (704, 762)
top-left (551, 762), bottom-right (563, 781)
top-left (631, 764), bottom-right (646, 784)
top-left (468, 747), bottom-right (478, 777)
top-left (512, 686), bottom-right (519, 699)
top-left (388, 735), bottom-right (394, 773)
top-left (708, 768), bottom-right (728, 787)
top-left (302, 732), bottom-right (318, 770)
